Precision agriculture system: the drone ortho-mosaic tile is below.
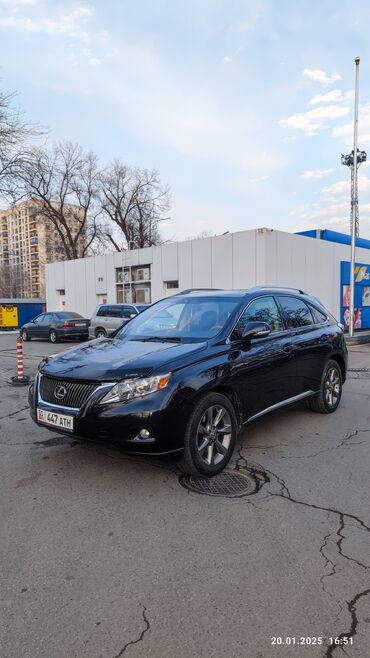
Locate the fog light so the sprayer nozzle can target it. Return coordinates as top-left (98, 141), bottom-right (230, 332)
top-left (140, 429), bottom-right (150, 439)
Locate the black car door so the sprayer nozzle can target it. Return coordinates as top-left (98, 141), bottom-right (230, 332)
top-left (39, 313), bottom-right (53, 338)
top-left (228, 295), bottom-right (294, 419)
top-left (275, 295), bottom-right (330, 394)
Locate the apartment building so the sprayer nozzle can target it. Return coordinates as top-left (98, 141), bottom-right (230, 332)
top-left (0, 200), bottom-right (86, 298)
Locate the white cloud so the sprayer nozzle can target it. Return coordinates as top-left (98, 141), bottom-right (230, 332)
top-left (280, 105), bottom-right (349, 136)
top-left (248, 175), bottom-right (270, 183)
top-left (322, 175), bottom-right (370, 195)
top-left (308, 89), bottom-right (344, 105)
top-left (301, 168), bottom-right (336, 180)
top-left (0, 3), bottom-right (93, 39)
top-left (302, 68), bottom-right (341, 85)
top-left (90, 57), bottom-right (100, 66)
top-left (333, 102), bottom-right (370, 148)
top-left (223, 56), bottom-right (232, 63)
top-left (0, 0), bottom-right (37, 4)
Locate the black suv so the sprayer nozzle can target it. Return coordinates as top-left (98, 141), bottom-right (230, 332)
top-left (29, 288), bottom-right (347, 476)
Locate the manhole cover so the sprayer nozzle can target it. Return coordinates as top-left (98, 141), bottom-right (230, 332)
top-left (179, 470), bottom-right (257, 498)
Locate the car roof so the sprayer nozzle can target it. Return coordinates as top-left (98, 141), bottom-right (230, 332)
top-left (174, 286), bottom-right (307, 298)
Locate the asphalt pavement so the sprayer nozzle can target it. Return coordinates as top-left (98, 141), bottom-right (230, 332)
top-left (0, 332), bottom-right (369, 658)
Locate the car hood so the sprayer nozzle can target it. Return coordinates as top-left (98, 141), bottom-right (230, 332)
top-left (40, 337), bottom-right (208, 381)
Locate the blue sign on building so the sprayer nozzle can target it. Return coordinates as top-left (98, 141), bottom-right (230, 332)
top-left (340, 261), bottom-right (370, 330)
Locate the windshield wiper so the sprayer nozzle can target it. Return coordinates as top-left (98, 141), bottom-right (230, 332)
top-left (139, 336), bottom-right (182, 343)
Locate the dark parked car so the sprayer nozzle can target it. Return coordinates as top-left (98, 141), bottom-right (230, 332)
top-left (21, 312), bottom-right (89, 344)
top-left (29, 288), bottom-right (347, 476)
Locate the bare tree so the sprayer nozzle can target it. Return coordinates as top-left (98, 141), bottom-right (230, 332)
top-left (0, 88), bottom-right (41, 199)
top-left (99, 160), bottom-right (170, 250)
top-left (17, 141), bottom-right (102, 259)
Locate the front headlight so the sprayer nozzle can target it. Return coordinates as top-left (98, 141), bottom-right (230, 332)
top-left (100, 373), bottom-right (171, 404)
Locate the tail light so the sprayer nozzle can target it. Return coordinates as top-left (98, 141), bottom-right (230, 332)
top-left (62, 321), bottom-right (73, 328)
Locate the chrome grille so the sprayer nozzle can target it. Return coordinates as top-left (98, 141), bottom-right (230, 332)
top-left (39, 375), bottom-right (98, 409)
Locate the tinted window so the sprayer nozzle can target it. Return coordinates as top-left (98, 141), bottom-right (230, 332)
top-left (56, 312), bottom-right (83, 319)
top-left (96, 306), bottom-right (107, 317)
top-left (277, 296), bottom-right (313, 328)
top-left (33, 315), bottom-right (44, 324)
top-left (136, 305), bottom-right (148, 313)
top-left (310, 305), bottom-right (328, 324)
top-left (42, 314), bottom-right (53, 324)
top-left (102, 306), bottom-right (123, 318)
top-left (232, 296), bottom-right (284, 338)
top-left (122, 306), bottom-right (136, 319)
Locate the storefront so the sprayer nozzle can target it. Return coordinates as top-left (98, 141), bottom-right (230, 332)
top-left (45, 227), bottom-right (370, 327)
top-left (341, 262), bottom-right (370, 330)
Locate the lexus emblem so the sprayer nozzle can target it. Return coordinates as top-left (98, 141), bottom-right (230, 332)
top-left (54, 385), bottom-right (67, 400)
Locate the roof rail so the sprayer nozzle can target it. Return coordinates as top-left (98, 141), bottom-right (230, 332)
top-left (175, 288), bottom-right (224, 295)
top-left (250, 285), bottom-right (306, 294)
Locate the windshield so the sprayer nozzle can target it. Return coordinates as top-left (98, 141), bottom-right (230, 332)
top-left (117, 296), bottom-right (240, 341)
top-left (136, 305), bottom-right (149, 312)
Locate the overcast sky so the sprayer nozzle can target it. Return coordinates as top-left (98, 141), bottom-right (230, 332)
top-left (2, 0), bottom-right (370, 240)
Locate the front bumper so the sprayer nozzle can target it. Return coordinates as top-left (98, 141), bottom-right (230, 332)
top-left (28, 374), bottom-right (189, 454)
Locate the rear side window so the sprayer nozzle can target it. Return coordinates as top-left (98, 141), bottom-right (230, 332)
top-left (96, 306), bottom-right (107, 317)
top-left (277, 296), bottom-right (313, 328)
top-left (105, 306), bottom-right (123, 318)
top-left (232, 296), bottom-right (284, 338)
top-left (310, 305), bottom-right (328, 324)
top-left (122, 306), bottom-right (136, 318)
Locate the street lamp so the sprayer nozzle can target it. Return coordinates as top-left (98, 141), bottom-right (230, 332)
top-left (343, 57), bottom-right (365, 337)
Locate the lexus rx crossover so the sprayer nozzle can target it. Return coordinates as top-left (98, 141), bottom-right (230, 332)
top-left (29, 288), bottom-right (347, 476)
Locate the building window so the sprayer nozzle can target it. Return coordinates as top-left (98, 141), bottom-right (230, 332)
top-left (116, 265), bottom-right (151, 304)
top-left (57, 289), bottom-right (65, 296)
top-left (165, 281), bottom-right (179, 289)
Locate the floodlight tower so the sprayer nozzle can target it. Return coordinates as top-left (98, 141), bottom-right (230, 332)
top-left (341, 148), bottom-right (367, 237)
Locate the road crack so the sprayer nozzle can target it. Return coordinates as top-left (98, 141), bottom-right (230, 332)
top-left (324, 589), bottom-right (370, 657)
top-left (237, 444), bottom-right (370, 655)
top-left (112, 604), bottom-right (150, 658)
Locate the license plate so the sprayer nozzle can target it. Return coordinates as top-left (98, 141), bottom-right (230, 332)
top-left (37, 408), bottom-right (74, 431)
top-left (75, 323), bottom-right (86, 327)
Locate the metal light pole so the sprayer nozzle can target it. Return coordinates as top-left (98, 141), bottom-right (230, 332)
top-left (349, 57), bottom-right (361, 337)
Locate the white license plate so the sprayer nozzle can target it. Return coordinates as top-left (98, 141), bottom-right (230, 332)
top-left (75, 323), bottom-right (86, 327)
top-left (37, 408), bottom-right (74, 431)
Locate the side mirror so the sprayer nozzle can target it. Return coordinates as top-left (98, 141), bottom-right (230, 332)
top-left (241, 321), bottom-right (271, 341)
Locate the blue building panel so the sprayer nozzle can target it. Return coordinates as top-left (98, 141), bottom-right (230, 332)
top-left (297, 229), bottom-right (370, 251)
top-left (17, 303), bottom-right (46, 327)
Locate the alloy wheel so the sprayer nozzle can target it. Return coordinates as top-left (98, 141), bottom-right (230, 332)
top-left (22, 330), bottom-right (28, 341)
top-left (324, 365), bottom-right (341, 408)
top-left (50, 331), bottom-right (57, 343)
top-left (196, 405), bottom-right (232, 467)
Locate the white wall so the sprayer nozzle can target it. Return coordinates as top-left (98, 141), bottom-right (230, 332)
top-left (45, 228), bottom-right (370, 320)
top-left (263, 231), bottom-right (370, 319)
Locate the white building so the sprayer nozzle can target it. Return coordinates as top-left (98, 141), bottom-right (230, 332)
top-left (45, 227), bottom-right (370, 330)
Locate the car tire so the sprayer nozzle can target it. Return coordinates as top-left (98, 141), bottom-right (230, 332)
top-left (49, 330), bottom-right (59, 344)
top-left (307, 359), bottom-right (342, 414)
top-left (178, 392), bottom-right (238, 477)
top-left (21, 329), bottom-right (30, 341)
top-left (95, 328), bottom-right (106, 338)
